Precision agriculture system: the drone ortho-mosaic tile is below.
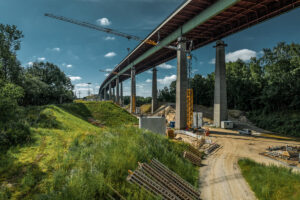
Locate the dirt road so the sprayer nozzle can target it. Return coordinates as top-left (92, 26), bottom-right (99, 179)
top-left (198, 132), bottom-right (300, 200)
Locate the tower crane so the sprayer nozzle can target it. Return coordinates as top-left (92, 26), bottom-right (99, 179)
top-left (44, 13), bottom-right (177, 49)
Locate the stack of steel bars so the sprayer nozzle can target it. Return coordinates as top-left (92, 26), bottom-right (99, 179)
top-left (127, 159), bottom-right (200, 200)
top-left (183, 151), bottom-right (201, 167)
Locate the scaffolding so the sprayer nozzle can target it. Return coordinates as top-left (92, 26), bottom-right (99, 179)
top-left (187, 89), bottom-right (193, 129)
top-left (186, 49), bottom-right (194, 129)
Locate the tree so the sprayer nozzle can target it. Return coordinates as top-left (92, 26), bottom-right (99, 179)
top-left (0, 24), bottom-right (24, 84)
top-left (23, 62), bottom-right (74, 105)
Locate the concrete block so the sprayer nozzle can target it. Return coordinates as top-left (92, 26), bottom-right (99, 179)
top-left (221, 121), bottom-right (233, 129)
top-left (139, 116), bottom-right (166, 135)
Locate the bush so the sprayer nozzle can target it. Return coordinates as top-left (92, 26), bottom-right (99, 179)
top-left (0, 121), bottom-right (31, 150)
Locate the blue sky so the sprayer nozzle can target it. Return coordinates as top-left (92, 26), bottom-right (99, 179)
top-left (1, 0), bottom-right (300, 97)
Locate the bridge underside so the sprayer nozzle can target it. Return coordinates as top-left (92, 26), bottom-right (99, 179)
top-left (101, 0), bottom-right (300, 89)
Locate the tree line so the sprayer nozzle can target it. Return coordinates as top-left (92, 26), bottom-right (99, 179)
top-left (0, 24), bottom-right (74, 149)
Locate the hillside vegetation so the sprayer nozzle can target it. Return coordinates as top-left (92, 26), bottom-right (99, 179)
top-left (0, 101), bottom-right (198, 199)
top-left (239, 159), bottom-right (300, 200)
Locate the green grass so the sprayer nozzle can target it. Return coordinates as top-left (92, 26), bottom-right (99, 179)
top-left (238, 158), bottom-right (300, 200)
top-left (59, 101), bottom-right (138, 127)
top-left (0, 101), bottom-right (198, 199)
top-left (248, 110), bottom-right (300, 137)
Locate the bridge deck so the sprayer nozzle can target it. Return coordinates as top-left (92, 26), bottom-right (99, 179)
top-left (100, 0), bottom-right (300, 90)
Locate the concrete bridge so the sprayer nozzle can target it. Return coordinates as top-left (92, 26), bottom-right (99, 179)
top-left (99, 0), bottom-right (300, 129)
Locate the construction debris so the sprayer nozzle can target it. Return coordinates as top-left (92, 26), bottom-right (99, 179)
top-left (262, 145), bottom-right (300, 165)
top-left (127, 159), bottom-right (200, 200)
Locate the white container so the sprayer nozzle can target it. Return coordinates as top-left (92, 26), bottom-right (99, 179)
top-left (193, 112), bottom-right (203, 128)
top-left (221, 121), bottom-right (233, 129)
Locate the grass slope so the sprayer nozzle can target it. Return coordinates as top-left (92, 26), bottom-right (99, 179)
top-left (238, 159), bottom-right (300, 200)
top-left (0, 102), bottom-right (198, 199)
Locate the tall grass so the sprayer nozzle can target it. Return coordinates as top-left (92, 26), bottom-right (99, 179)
top-left (0, 102), bottom-right (198, 199)
top-left (238, 158), bottom-right (300, 200)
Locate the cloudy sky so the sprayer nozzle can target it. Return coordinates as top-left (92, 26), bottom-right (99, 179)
top-left (1, 0), bottom-right (300, 97)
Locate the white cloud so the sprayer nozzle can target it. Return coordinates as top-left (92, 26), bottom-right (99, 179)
top-left (146, 79), bottom-right (152, 83)
top-left (146, 70), bottom-right (152, 74)
top-left (226, 49), bottom-right (257, 62)
top-left (104, 36), bottom-right (115, 41)
top-left (69, 76), bottom-right (82, 81)
top-left (158, 63), bottom-right (174, 69)
top-left (75, 83), bottom-right (89, 87)
top-left (209, 59), bottom-right (215, 65)
top-left (158, 75), bottom-right (177, 85)
top-left (105, 73), bottom-right (109, 77)
top-left (66, 64), bottom-right (73, 68)
top-left (27, 62), bottom-right (33, 66)
top-left (105, 68), bottom-right (113, 72)
top-left (37, 57), bottom-right (46, 62)
top-left (96, 18), bottom-right (111, 26)
top-left (209, 49), bottom-right (257, 64)
top-left (51, 47), bottom-right (60, 52)
top-left (104, 52), bottom-right (117, 58)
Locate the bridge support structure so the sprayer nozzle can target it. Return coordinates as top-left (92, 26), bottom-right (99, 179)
top-left (120, 81), bottom-right (123, 106)
top-left (151, 67), bottom-right (158, 114)
top-left (130, 67), bottom-right (136, 113)
top-left (109, 83), bottom-right (112, 101)
top-left (175, 37), bottom-right (188, 130)
top-left (104, 88), bottom-right (108, 100)
top-left (213, 40), bottom-right (228, 127)
top-left (116, 77), bottom-right (120, 105)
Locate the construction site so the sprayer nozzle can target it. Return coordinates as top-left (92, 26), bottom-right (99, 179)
top-left (1, 0), bottom-right (300, 199)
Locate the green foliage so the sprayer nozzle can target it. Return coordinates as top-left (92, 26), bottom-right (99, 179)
top-left (158, 81), bottom-right (176, 103)
top-left (123, 96), bottom-right (152, 106)
top-left (0, 23), bottom-right (74, 107)
top-left (0, 80), bottom-right (31, 150)
top-left (0, 24), bottom-right (23, 84)
top-left (0, 103), bottom-right (198, 199)
top-left (247, 110), bottom-right (300, 136)
top-left (22, 62), bottom-right (74, 106)
top-left (238, 158), bottom-right (300, 200)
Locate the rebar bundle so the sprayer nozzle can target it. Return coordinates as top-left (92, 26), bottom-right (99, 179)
top-left (127, 159), bottom-right (200, 200)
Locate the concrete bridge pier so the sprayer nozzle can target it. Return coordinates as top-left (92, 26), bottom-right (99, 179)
top-left (151, 67), bottom-right (158, 114)
top-left (113, 87), bottom-right (115, 102)
top-left (116, 77), bottom-right (120, 105)
top-left (120, 81), bottom-right (123, 106)
top-left (213, 40), bottom-right (228, 127)
top-left (175, 37), bottom-right (188, 130)
top-left (130, 66), bottom-right (136, 113)
top-left (109, 83), bottom-right (112, 101)
top-left (104, 88), bottom-right (108, 100)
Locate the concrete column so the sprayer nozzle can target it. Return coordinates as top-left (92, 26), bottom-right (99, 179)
top-left (109, 83), bottom-right (112, 100)
top-left (104, 88), bottom-right (108, 100)
top-left (213, 40), bottom-right (228, 127)
top-left (116, 77), bottom-right (120, 105)
top-left (113, 87), bottom-right (115, 102)
top-left (151, 67), bottom-right (158, 114)
top-left (99, 90), bottom-right (103, 101)
top-left (130, 67), bottom-right (136, 114)
top-left (120, 81), bottom-right (123, 106)
top-left (175, 37), bottom-right (188, 130)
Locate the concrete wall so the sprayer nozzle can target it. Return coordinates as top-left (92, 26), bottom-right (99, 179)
top-left (139, 116), bottom-right (166, 135)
